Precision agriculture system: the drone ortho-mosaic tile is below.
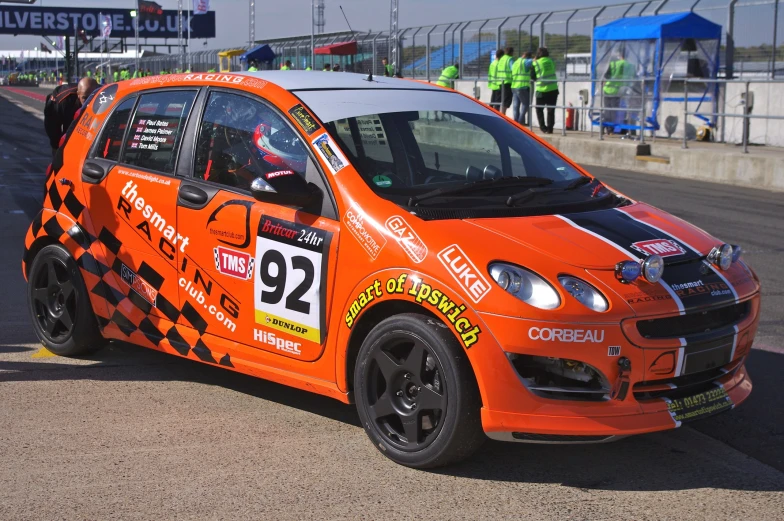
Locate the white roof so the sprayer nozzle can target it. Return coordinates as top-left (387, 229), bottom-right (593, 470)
top-left (238, 70), bottom-right (442, 92)
top-left (238, 71), bottom-right (490, 123)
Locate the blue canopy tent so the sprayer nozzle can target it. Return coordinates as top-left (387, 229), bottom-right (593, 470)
top-left (591, 12), bottom-right (721, 134)
top-left (240, 44), bottom-right (277, 70)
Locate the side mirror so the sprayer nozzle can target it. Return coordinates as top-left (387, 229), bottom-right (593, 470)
top-left (250, 174), bottom-right (322, 208)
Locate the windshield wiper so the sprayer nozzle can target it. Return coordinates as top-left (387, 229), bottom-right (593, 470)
top-left (505, 176), bottom-right (597, 207)
top-left (408, 176), bottom-right (554, 207)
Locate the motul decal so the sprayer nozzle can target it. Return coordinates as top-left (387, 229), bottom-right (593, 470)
top-left (631, 239), bottom-right (686, 257)
top-left (266, 170), bottom-right (295, 180)
top-left (214, 246), bottom-right (254, 280)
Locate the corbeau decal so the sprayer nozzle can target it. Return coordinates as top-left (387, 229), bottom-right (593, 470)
top-left (214, 246), bottom-right (254, 280)
top-left (528, 327), bottom-right (605, 343)
top-left (288, 104), bottom-right (322, 136)
top-left (385, 216), bottom-right (427, 263)
top-left (254, 328), bottom-right (302, 356)
top-left (344, 274), bottom-right (481, 348)
top-left (120, 263), bottom-right (158, 307)
top-left (631, 239), bottom-right (686, 257)
top-left (344, 204), bottom-right (386, 261)
top-left (312, 133), bottom-right (348, 175)
top-left (206, 199), bottom-right (253, 248)
top-left (437, 244), bottom-right (491, 303)
top-left (254, 216), bottom-right (331, 344)
top-left (117, 180), bottom-right (190, 260)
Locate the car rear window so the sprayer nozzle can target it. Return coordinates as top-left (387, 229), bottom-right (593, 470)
top-left (95, 97), bottom-right (135, 162)
top-left (121, 90), bottom-right (197, 174)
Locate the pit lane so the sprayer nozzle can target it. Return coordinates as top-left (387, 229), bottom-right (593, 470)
top-left (1, 87), bottom-right (782, 521)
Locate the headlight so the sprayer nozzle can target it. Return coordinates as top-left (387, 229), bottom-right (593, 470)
top-left (558, 276), bottom-right (609, 312)
top-left (731, 244), bottom-right (743, 263)
top-left (488, 263), bottom-right (560, 310)
top-left (615, 260), bottom-right (641, 283)
top-left (708, 243), bottom-right (733, 271)
top-left (641, 255), bottom-right (664, 283)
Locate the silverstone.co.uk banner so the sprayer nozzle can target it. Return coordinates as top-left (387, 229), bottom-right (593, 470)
top-left (0, 6), bottom-right (215, 38)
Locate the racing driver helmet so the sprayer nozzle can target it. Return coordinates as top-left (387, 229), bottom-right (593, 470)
top-left (252, 122), bottom-right (307, 173)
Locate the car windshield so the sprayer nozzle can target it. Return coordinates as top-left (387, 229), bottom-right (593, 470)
top-left (323, 109), bottom-right (624, 218)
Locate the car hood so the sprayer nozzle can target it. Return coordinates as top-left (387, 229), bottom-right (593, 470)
top-left (466, 203), bottom-right (714, 269)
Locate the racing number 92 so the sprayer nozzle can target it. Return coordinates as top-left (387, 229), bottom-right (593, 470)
top-left (254, 216), bottom-right (330, 344)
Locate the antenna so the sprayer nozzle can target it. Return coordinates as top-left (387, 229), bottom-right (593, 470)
top-left (339, 5), bottom-right (355, 35)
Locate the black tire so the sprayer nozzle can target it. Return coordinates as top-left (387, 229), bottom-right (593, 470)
top-left (27, 244), bottom-right (106, 356)
top-left (354, 313), bottom-right (485, 468)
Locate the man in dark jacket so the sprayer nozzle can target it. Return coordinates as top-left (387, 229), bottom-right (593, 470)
top-left (44, 77), bottom-right (98, 157)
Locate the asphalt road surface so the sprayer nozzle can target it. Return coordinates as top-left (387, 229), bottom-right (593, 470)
top-left (1, 86), bottom-right (782, 521)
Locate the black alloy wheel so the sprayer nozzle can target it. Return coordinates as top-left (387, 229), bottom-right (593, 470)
top-left (355, 313), bottom-right (485, 468)
top-left (27, 244), bottom-right (105, 356)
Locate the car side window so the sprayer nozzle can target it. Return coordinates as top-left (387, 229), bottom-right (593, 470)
top-left (193, 91), bottom-right (308, 191)
top-left (93, 97), bottom-right (135, 161)
top-left (121, 90), bottom-right (197, 174)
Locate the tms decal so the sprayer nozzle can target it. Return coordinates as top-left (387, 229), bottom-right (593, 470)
top-left (214, 246), bottom-right (254, 280)
top-left (385, 216), bottom-right (428, 264)
top-left (344, 205), bottom-right (386, 261)
top-left (120, 263), bottom-right (158, 307)
top-left (344, 274), bottom-right (481, 348)
top-left (631, 239), bottom-right (686, 257)
top-left (528, 327), bottom-right (605, 343)
top-left (437, 244), bottom-right (491, 303)
top-left (117, 180), bottom-right (190, 259)
top-left (254, 328), bottom-right (302, 356)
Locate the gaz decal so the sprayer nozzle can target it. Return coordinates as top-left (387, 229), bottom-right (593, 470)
top-left (214, 246), bottom-right (254, 280)
top-left (385, 216), bottom-right (428, 263)
top-left (631, 239), bottom-right (686, 258)
top-left (117, 180), bottom-right (190, 260)
top-left (254, 216), bottom-right (331, 344)
top-left (179, 257), bottom-right (240, 333)
top-left (437, 244), bottom-right (491, 303)
top-left (344, 274), bottom-right (481, 348)
top-left (312, 133), bottom-right (348, 175)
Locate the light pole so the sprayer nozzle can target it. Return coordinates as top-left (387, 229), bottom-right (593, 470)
top-left (131, 4), bottom-right (139, 74)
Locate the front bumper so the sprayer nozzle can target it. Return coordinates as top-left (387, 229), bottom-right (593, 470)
top-left (470, 294), bottom-right (759, 442)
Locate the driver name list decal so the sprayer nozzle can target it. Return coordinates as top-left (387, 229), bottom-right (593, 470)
top-left (131, 119), bottom-right (173, 151)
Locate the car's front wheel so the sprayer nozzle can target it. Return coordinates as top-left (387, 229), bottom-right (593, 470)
top-left (354, 313), bottom-right (485, 468)
top-left (27, 244), bottom-right (105, 356)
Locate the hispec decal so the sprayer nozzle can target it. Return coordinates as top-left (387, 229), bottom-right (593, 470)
top-left (254, 328), bottom-right (302, 356)
top-left (344, 274), bottom-right (482, 348)
top-left (385, 216), bottom-right (427, 263)
top-left (437, 244), bottom-right (491, 304)
top-left (179, 257), bottom-right (240, 333)
top-left (344, 204), bottom-right (386, 261)
top-left (312, 133), bottom-right (348, 175)
top-left (254, 215), bottom-right (331, 344)
top-left (206, 199), bottom-right (253, 248)
top-left (214, 246), bottom-right (254, 280)
top-left (120, 263), bottom-right (158, 307)
top-left (528, 327), bottom-right (605, 343)
top-left (288, 104), bottom-right (322, 136)
top-left (117, 180), bottom-right (190, 260)
top-left (631, 239), bottom-right (686, 257)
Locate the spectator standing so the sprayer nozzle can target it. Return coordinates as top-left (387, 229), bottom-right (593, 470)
top-left (498, 47), bottom-right (514, 114)
top-left (44, 77), bottom-right (98, 158)
top-left (323, 63), bottom-right (332, 72)
top-left (382, 57), bottom-right (393, 77)
top-left (488, 49), bottom-right (504, 111)
top-left (511, 51), bottom-right (533, 125)
top-left (532, 47), bottom-right (559, 134)
top-left (602, 50), bottom-right (633, 134)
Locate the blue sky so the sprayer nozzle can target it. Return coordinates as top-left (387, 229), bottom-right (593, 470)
top-left (0, 0), bottom-right (778, 51)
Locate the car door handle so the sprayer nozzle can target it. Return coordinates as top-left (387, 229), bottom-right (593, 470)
top-left (178, 184), bottom-right (209, 206)
top-left (81, 161), bottom-right (106, 183)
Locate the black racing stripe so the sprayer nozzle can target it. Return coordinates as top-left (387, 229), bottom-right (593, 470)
top-left (128, 289), bottom-right (154, 315)
top-left (42, 215), bottom-right (65, 239)
top-left (663, 262), bottom-right (737, 310)
top-left (192, 339), bottom-right (217, 364)
top-left (219, 354), bottom-right (233, 367)
top-left (31, 211), bottom-right (44, 237)
top-left (47, 181), bottom-right (63, 212)
top-left (181, 301), bottom-right (208, 335)
top-left (166, 326), bottom-right (191, 356)
top-left (99, 227), bottom-right (122, 255)
top-left (137, 262), bottom-right (164, 290)
top-left (63, 191), bottom-right (85, 219)
top-left (111, 309), bottom-right (137, 336)
top-left (138, 317), bottom-right (164, 346)
top-left (156, 294), bottom-right (181, 322)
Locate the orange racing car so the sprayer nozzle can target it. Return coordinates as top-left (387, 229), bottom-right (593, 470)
top-left (24, 71), bottom-right (760, 468)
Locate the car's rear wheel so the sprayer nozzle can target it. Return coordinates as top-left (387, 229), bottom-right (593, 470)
top-left (354, 313), bottom-right (485, 468)
top-left (27, 244), bottom-right (105, 356)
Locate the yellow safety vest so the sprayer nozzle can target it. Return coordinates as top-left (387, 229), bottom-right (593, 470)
top-left (534, 57), bottom-right (558, 93)
top-left (511, 58), bottom-right (531, 89)
top-left (436, 65), bottom-right (459, 88)
top-left (604, 59), bottom-right (632, 95)
top-left (496, 55), bottom-right (511, 84)
top-left (488, 59), bottom-right (501, 91)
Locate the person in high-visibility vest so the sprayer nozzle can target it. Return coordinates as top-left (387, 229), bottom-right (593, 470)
top-left (281, 60), bottom-right (292, 71)
top-left (382, 57), bottom-right (393, 77)
top-left (247, 60), bottom-right (259, 72)
top-left (511, 51), bottom-right (533, 125)
top-left (531, 47), bottom-right (559, 134)
top-left (436, 64), bottom-right (459, 89)
top-left (113, 70), bottom-right (119, 82)
top-left (602, 51), bottom-right (634, 134)
top-left (497, 47), bottom-right (514, 114)
top-left (323, 63), bottom-right (331, 72)
top-left (487, 49), bottom-right (504, 110)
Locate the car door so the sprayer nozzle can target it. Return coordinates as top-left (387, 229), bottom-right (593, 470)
top-left (81, 88), bottom-right (199, 339)
top-left (174, 89), bottom-right (339, 362)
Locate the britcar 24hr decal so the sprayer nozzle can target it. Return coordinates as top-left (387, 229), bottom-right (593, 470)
top-left (254, 215), bottom-right (332, 344)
